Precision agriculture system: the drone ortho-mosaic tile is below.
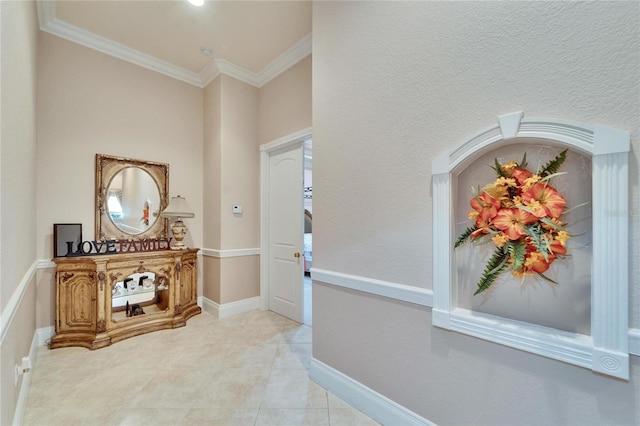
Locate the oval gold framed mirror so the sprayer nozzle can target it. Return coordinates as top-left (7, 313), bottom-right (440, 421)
top-left (95, 154), bottom-right (169, 240)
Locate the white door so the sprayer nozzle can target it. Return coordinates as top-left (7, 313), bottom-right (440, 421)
top-left (268, 144), bottom-right (304, 322)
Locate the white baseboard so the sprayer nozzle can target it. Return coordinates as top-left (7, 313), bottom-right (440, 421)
top-left (37, 326), bottom-right (55, 347)
top-left (201, 296), bottom-right (219, 317)
top-left (13, 328), bottom-right (42, 425)
top-left (310, 358), bottom-right (434, 426)
top-left (201, 296), bottom-right (260, 319)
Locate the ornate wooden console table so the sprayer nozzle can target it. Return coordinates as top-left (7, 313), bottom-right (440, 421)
top-left (50, 248), bottom-right (201, 350)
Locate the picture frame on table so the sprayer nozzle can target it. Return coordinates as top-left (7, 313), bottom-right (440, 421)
top-left (53, 223), bottom-right (82, 257)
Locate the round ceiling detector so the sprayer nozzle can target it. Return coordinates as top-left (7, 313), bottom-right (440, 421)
top-left (200, 47), bottom-right (214, 56)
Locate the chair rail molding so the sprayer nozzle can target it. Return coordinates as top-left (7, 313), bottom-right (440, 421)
top-left (311, 268), bottom-right (433, 307)
top-left (0, 261), bottom-right (38, 345)
top-left (201, 248), bottom-right (260, 258)
top-left (432, 111), bottom-right (631, 379)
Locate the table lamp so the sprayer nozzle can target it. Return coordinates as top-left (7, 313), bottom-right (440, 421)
top-left (160, 195), bottom-right (195, 250)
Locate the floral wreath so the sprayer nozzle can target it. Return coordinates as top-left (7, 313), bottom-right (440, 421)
top-left (455, 149), bottom-right (581, 295)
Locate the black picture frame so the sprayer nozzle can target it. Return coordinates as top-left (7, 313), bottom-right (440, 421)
top-left (53, 223), bottom-right (82, 257)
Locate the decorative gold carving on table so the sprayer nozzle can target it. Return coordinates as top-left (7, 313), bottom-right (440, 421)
top-left (109, 272), bottom-right (122, 288)
top-left (98, 272), bottom-right (106, 291)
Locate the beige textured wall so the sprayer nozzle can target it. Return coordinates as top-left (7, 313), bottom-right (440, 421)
top-left (202, 74), bottom-right (260, 305)
top-left (258, 55), bottom-right (312, 144)
top-left (313, 1), bottom-right (640, 424)
top-left (202, 57), bottom-right (311, 306)
top-left (202, 256), bottom-right (221, 303)
top-left (36, 33), bottom-right (204, 327)
top-left (0, 0), bottom-right (39, 423)
top-left (219, 75), bottom-right (259, 250)
top-left (1, 0), bottom-right (38, 311)
top-left (202, 76), bottom-right (223, 304)
top-left (203, 77), bottom-right (222, 250)
top-left (314, 282), bottom-right (640, 424)
top-left (220, 256), bottom-right (260, 304)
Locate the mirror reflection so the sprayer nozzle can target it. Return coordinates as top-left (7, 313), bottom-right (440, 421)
top-left (107, 167), bottom-right (161, 235)
top-left (112, 272), bottom-right (169, 321)
top-left (95, 154), bottom-right (169, 241)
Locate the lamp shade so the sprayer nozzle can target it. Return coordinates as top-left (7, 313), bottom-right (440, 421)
top-left (160, 195), bottom-right (195, 218)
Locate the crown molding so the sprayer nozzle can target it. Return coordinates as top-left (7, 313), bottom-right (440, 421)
top-left (198, 59), bottom-right (222, 88)
top-left (211, 59), bottom-right (261, 87)
top-left (37, 2), bottom-right (202, 86)
top-left (256, 33), bottom-right (312, 87)
top-left (36, 1), bottom-right (311, 88)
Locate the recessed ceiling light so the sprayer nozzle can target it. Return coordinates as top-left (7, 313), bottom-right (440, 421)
top-left (188, 0), bottom-right (204, 6)
top-left (200, 47), bottom-right (214, 56)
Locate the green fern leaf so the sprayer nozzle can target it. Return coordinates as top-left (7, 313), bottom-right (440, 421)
top-left (537, 149), bottom-right (567, 178)
top-left (524, 224), bottom-right (552, 261)
top-left (454, 225), bottom-right (479, 248)
top-left (506, 240), bottom-right (526, 271)
top-left (474, 247), bottom-right (509, 295)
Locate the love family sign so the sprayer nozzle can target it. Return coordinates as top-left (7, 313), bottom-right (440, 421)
top-left (64, 237), bottom-right (173, 257)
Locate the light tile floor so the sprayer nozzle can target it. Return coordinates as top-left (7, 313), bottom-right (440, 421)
top-left (24, 310), bottom-right (379, 426)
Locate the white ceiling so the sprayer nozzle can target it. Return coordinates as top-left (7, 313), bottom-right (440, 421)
top-left (37, 0), bottom-right (312, 88)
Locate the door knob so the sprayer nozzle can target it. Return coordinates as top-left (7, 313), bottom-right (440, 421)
top-left (294, 252), bottom-right (301, 258)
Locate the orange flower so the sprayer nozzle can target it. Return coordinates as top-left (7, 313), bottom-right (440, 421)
top-left (470, 192), bottom-right (500, 225)
top-left (493, 208), bottom-right (537, 240)
top-left (454, 150), bottom-right (574, 294)
top-left (525, 251), bottom-right (555, 274)
top-left (549, 239), bottom-right (567, 255)
top-left (521, 183), bottom-right (566, 218)
top-left (470, 227), bottom-right (489, 238)
top-left (511, 168), bottom-right (533, 185)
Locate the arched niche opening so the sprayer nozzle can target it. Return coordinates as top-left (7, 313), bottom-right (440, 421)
top-left (432, 111), bottom-right (630, 379)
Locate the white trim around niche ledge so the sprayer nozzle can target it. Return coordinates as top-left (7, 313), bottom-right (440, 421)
top-left (432, 111), bottom-right (630, 379)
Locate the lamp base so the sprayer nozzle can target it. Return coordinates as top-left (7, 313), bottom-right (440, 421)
top-left (170, 219), bottom-right (189, 250)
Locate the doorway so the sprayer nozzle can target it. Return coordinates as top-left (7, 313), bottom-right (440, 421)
top-left (260, 128), bottom-right (312, 325)
top-left (303, 139), bottom-right (312, 325)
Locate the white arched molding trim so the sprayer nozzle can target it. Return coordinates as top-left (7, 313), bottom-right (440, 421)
top-left (432, 111), bottom-right (630, 379)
